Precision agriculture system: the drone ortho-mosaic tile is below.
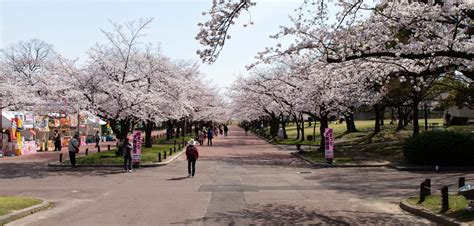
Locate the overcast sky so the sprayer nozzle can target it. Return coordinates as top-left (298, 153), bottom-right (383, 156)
top-left (1, 0), bottom-right (301, 90)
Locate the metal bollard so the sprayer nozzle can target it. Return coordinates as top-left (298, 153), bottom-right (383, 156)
top-left (441, 186), bottom-right (449, 212)
top-left (59, 153), bottom-right (63, 162)
top-left (169, 150), bottom-right (172, 156)
top-left (98, 146), bottom-right (101, 153)
top-left (86, 148), bottom-right (89, 156)
top-left (425, 179), bottom-right (431, 196)
top-left (419, 181), bottom-right (427, 203)
top-left (174, 146), bottom-right (176, 153)
top-left (108, 145), bottom-right (110, 151)
top-left (158, 153), bottom-right (162, 162)
top-left (164, 151), bottom-right (167, 159)
top-left (459, 177), bottom-right (466, 188)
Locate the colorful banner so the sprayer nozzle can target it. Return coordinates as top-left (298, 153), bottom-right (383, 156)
top-left (23, 113), bottom-right (34, 128)
top-left (34, 116), bottom-right (49, 129)
top-left (22, 141), bottom-right (37, 155)
top-left (324, 128), bottom-right (334, 159)
top-left (132, 131), bottom-right (142, 163)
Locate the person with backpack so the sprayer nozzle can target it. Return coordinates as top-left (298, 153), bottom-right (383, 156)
top-left (68, 133), bottom-right (80, 168)
top-left (185, 139), bottom-right (199, 177)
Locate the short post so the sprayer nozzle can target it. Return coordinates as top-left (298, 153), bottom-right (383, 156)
top-left (419, 181), bottom-right (427, 203)
top-left (425, 179), bottom-right (431, 196)
top-left (164, 151), bottom-right (167, 159)
top-left (169, 150), bottom-right (172, 156)
top-left (108, 145), bottom-right (110, 151)
top-left (174, 146), bottom-right (176, 153)
top-left (459, 177), bottom-right (466, 188)
top-left (441, 186), bottom-right (449, 212)
top-left (158, 153), bottom-right (162, 162)
top-left (178, 144), bottom-right (181, 149)
top-left (85, 148), bottom-right (89, 156)
top-left (59, 153), bottom-right (63, 163)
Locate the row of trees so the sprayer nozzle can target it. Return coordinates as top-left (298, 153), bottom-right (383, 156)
top-left (197, 0), bottom-right (473, 149)
top-left (1, 18), bottom-right (228, 149)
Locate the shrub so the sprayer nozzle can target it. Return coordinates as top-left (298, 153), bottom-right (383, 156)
top-left (403, 131), bottom-right (474, 165)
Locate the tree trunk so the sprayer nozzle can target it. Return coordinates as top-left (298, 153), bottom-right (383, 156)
top-left (380, 107), bottom-right (385, 126)
top-left (294, 115), bottom-right (300, 140)
top-left (345, 112), bottom-right (357, 133)
top-left (281, 116), bottom-right (288, 139)
top-left (374, 104), bottom-right (382, 134)
top-left (110, 118), bottom-right (132, 156)
top-left (412, 98), bottom-right (420, 135)
top-left (397, 107), bottom-right (404, 131)
top-left (144, 120), bottom-right (154, 148)
top-left (424, 104), bottom-right (428, 131)
top-left (300, 114), bottom-right (305, 141)
top-left (181, 118), bottom-right (185, 137)
top-left (319, 113), bottom-right (329, 151)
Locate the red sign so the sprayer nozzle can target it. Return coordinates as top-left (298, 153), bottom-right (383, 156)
top-left (324, 128), bottom-right (334, 159)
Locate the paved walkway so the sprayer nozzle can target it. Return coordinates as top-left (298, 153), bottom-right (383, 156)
top-left (1, 126), bottom-right (473, 225)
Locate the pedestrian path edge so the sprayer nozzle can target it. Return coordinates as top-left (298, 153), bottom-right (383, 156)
top-left (0, 199), bottom-right (51, 225)
top-left (399, 200), bottom-right (465, 226)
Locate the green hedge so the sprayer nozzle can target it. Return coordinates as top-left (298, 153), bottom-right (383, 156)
top-left (403, 131), bottom-right (474, 165)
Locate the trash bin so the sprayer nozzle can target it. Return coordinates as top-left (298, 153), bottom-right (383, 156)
top-left (459, 184), bottom-right (474, 212)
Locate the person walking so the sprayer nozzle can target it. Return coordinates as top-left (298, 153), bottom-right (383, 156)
top-left (198, 130), bottom-right (205, 146)
top-left (223, 125), bottom-right (229, 136)
top-left (207, 128), bottom-right (213, 146)
top-left (53, 130), bottom-right (61, 152)
top-left (185, 139), bottom-right (199, 177)
top-left (68, 133), bottom-right (80, 168)
top-left (95, 131), bottom-right (101, 148)
top-left (122, 137), bottom-right (133, 172)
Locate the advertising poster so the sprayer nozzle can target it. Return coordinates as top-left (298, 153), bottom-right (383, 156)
top-left (132, 131), bottom-right (142, 163)
top-left (324, 128), bottom-right (334, 159)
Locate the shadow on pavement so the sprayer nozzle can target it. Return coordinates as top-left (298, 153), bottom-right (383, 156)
top-left (167, 176), bottom-right (190, 181)
top-left (200, 152), bottom-right (311, 168)
top-left (0, 162), bottom-right (125, 179)
top-left (307, 168), bottom-right (474, 199)
top-left (172, 203), bottom-right (419, 225)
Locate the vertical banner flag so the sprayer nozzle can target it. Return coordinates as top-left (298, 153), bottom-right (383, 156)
top-left (132, 131), bottom-right (142, 163)
top-left (324, 128), bottom-right (334, 159)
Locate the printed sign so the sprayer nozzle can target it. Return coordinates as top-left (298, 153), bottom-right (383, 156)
top-left (132, 131), bottom-right (142, 163)
top-left (22, 141), bottom-right (37, 155)
top-left (23, 113), bottom-right (34, 128)
top-left (324, 128), bottom-right (334, 159)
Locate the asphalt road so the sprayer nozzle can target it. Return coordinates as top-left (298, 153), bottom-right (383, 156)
top-left (2, 126), bottom-right (473, 225)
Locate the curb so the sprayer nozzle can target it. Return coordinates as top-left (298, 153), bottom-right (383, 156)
top-left (47, 149), bottom-right (185, 168)
top-left (291, 152), bottom-right (391, 168)
top-left (399, 200), bottom-right (465, 226)
top-left (394, 166), bottom-right (474, 172)
top-left (0, 199), bottom-right (51, 225)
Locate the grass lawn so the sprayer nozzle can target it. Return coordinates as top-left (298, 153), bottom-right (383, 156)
top-left (69, 134), bottom-right (193, 165)
top-left (0, 196), bottom-right (42, 216)
top-left (408, 195), bottom-right (474, 222)
top-left (273, 119), bottom-right (446, 145)
top-left (268, 119), bottom-right (474, 164)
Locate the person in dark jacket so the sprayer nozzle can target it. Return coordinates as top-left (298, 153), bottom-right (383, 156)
top-left (95, 131), bottom-right (101, 148)
top-left (186, 139), bottom-right (199, 177)
top-left (207, 129), bottom-right (213, 146)
top-left (223, 125), bottom-right (229, 136)
top-left (123, 137), bottom-right (133, 172)
top-left (53, 130), bottom-right (61, 152)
